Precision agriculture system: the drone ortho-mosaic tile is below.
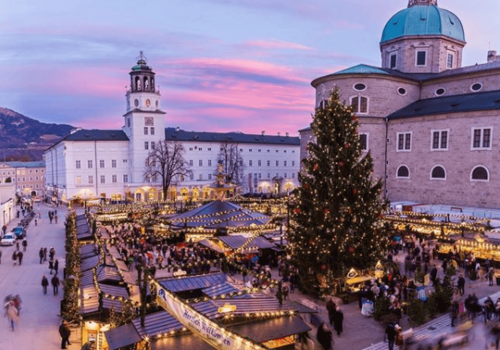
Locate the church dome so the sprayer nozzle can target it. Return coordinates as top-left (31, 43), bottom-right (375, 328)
top-left (381, 4), bottom-right (465, 44)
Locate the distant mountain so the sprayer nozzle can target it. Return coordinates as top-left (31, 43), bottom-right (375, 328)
top-left (0, 107), bottom-right (74, 161)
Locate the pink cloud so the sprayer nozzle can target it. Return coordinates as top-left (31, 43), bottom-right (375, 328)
top-left (245, 39), bottom-right (313, 51)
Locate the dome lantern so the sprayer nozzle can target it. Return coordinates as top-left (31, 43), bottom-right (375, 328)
top-left (408, 0), bottom-right (437, 7)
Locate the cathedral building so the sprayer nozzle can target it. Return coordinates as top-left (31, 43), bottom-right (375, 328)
top-left (44, 54), bottom-right (299, 203)
top-left (300, 0), bottom-right (500, 208)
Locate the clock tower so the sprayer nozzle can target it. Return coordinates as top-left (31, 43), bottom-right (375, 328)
top-left (123, 52), bottom-right (166, 188)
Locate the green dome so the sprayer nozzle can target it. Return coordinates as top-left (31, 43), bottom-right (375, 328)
top-left (381, 5), bottom-right (465, 44)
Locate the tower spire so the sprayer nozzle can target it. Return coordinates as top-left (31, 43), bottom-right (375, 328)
top-left (408, 0), bottom-right (437, 7)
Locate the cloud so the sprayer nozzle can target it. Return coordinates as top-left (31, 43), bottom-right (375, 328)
top-left (245, 39), bottom-right (313, 51)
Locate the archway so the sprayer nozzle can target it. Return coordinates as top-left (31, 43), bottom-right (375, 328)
top-left (180, 188), bottom-right (189, 200)
top-left (148, 188), bottom-right (158, 201)
top-left (192, 188), bottom-right (200, 200)
top-left (134, 189), bottom-right (145, 202)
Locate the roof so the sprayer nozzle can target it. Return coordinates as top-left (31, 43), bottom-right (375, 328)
top-left (229, 315), bottom-right (311, 343)
top-left (65, 129), bottom-right (129, 141)
top-left (381, 5), bottom-right (465, 44)
top-left (165, 127), bottom-right (300, 146)
top-left (201, 282), bottom-right (239, 298)
top-left (5, 161), bottom-right (45, 168)
top-left (217, 235), bottom-right (275, 250)
top-left (170, 200), bottom-right (270, 229)
top-left (105, 323), bottom-right (142, 350)
top-left (159, 273), bottom-right (228, 293)
top-left (388, 89), bottom-right (500, 119)
top-left (192, 297), bottom-right (294, 319)
top-left (332, 64), bottom-right (390, 76)
top-left (131, 311), bottom-right (183, 338)
top-left (152, 333), bottom-right (216, 350)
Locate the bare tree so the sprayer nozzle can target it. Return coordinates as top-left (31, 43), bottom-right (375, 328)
top-left (144, 140), bottom-right (192, 200)
top-left (217, 141), bottom-right (245, 188)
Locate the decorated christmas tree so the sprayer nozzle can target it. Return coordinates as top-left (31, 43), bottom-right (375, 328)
top-left (288, 88), bottom-right (390, 296)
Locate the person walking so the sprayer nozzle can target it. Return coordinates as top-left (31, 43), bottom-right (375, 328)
top-left (55, 214), bottom-right (58, 224)
top-left (385, 322), bottom-right (397, 350)
top-left (17, 251), bottom-right (23, 265)
top-left (332, 307), bottom-right (344, 337)
top-left (489, 267), bottom-right (495, 286)
top-left (49, 259), bottom-right (54, 274)
top-left (39, 248), bottom-right (44, 264)
top-left (317, 323), bottom-right (332, 350)
top-left (0, 250), bottom-right (2, 264)
top-left (59, 320), bottom-right (72, 349)
top-left (41, 275), bottom-right (49, 295)
top-left (54, 259), bottom-right (59, 275)
top-left (22, 238), bottom-right (27, 252)
top-left (43, 247), bottom-right (48, 261)
top-left (326, 298), bottom-right (337, 325)
top-left (457, 275), bottom-right (466, 296)
top-left (12, 251), bottom-right (17, 265)
top-left (51, 274), bottom-right (60, 295)
top-left (5, 300), bottom-right (19, 331)
top-left (16, 241), bottom-right (20, 251)
top-left (450, 301), bottom-right (459, 327)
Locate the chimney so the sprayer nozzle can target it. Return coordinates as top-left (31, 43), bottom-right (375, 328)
top-left (488, 50), bottom-right (499, 63)
top-left (176, 126), bottom-right (180, 132)
top-left (278, 132), bottom-right (281, 137)
top-left (286, 132), bottom-right (289, 137)
top-left (261, 131), bottom-right (265, 136)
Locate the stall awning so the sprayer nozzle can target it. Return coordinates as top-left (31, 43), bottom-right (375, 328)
top-left (198, 239), bottom-right (225, 254)
top-left (105, 323), bottom-right (142, 350)
top-left (229, 315), bottom-right (311, 342)
top-left (131, 311), bottom-right (183, 338)
top-left (218, 235), bottom-right (275, 250)
top-left (159, 273), bottom-right (228, 293)
top-left (152, 333), bottom-right (216, 350)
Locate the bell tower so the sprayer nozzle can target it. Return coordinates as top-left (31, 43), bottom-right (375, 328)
top-left (408, 0), bottom-right (437, 7)
top-left (123, 52), bottom-right (166, 187)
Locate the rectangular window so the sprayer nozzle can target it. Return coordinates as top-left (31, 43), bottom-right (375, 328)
top-left (397, 132), bottom-right (412, 151)
top-left (351, 96), bottom-right (368, 114)
top-left (144, 142), bottom-right (149, 150)
top-left (284, 161), bottom-right (287, 167)
top-left (123, 159), bottom-right (128, 164)
top-left (112, 160), bottom-right (117, 168)
top-left (431, 130), bottom-right (449, 150)
top-left (144, 127), bottom-right (148, 135)
top-left (447, 53), bottom-right (454, 69)
top-left (88, 160), bottom-right (93, 169)
top-left (267, 160), bottom-right (270, 167)
top-left (284, 173), bottom-right (287, 178)
top-left (150, 127), bottom-right (155, 135)
top-left (416, 51), bottom-right (427, 66)
top-left (359, 133), bottom-right (368, 151)
top-left (127, 118), bottom-right (131, 127)
top-left (123, 175), bottom-right (128, 183)
top-left (100, 160), bottom-right (105, 168)
top-left (208, 148), bottom-right (211, 151)
top-left (267, 173), bottom-right (270, 178)
top-left (199, 148), bottom-right (202, 151)
top-left (292, 173), bottom-right (295, 178)
top-left (276, 160), bottom-right (279, 166)
top-left (208, 160), bottom-right (212, 167)
top-left (258, 160), bottom-right (261, 166)
top-left (249, 160), bottom-right (253, 166)
top-left (472, 128), bottom-right (492, 149)
top-left (199, 160), bottom-right (203, 166)
top-left (75, 176), bottom-right (82, 185)
top-left (208, 174), bottom-right (212, 180)
top-left (189, 160), bottom-right (193, 166)
top-left (390, 54), bottom-right (397, 69)
top-left (258, 149), bottom-right (261, 152)
top-left (199, 174), bottom-right (203, 180)
top-left (100, 175), bottom-right (105, 184)
top-left (88, 176), bottom-right (93, 184)
top-left (76, 160), bottom-right (81, 169)
top-left (292, 161), bottom-right (295, 167)
top-left (258, 173), bottom-right (262, 179)
top-left (189, 174), bottom-right (194, 180)
top-left (249, 149), bottom-right (252, 152)
top-left (151, 142), bottom-right (155, 150)
top-left (112, 175), bottom-right (117, 183)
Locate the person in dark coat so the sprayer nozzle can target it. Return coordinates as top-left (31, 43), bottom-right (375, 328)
top-left (39, 248), bottom-right (44, 264)
top-left (457, 275), bottom-right (466, 296)
top-left (385, 322), bottom-right (397, 350)
top-left (317, 322), bottom-right (332, 350)
top-left (51, 275), bottom-right (60, 295)
top-left (326, 298), bottom-right (337, 325)
top-left (332, 307), bottom-right (344, 336)
top-left (41, 276), bottom-right (49, 295)
top-left (49, 259), bottom-right (54, 274)
top-left (59, 320), bottom-right (72, 349)
top-left (430, 265), bottom-right (438, 285)
top-left (54, 259), bottom-right (59, 275)
top-left (16, 251), bottom-right (23, 265)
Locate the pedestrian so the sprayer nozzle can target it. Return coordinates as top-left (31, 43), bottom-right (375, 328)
top-left (385, 322), bottom-right (397, 350)
top-left (41, 275), bottom-right (49, 295)
top-left (299, 332), bottom-right (315, 350)
top-left (316, 322), bottom-right (332, 350)
top-left (0, 250), bottom-right (2, 264)
top-left (22, 238), bottom-right (27, 252)
top-left (12, 251), bottom-right (17, 265)
top-left (2, 224), bottom-right (6, 236)
top-left (51, 275), bottom-right (60, 295)
top-left (43, 247), bottom-right (48, 261)
top-left (16, 241), bottom-right (20, 251)
top-left (17, 251), bottom-right (23, 265)
top-left (326, 298), bottom-right (337, 325)
top-left (59, 320), bottom-right (72, 349)
top-left (35, 219), bottom-right (37, 226)
top-left (55, 214), bottom-right (58, 224)
top-left (49, 247), bottom-right (56, 260)
top-left (332, 307), bottom-right (344, 337)
top-left (54, 259), bottom-right (59, 275)
top-left (450, 301), bottom-right (459, 326)
top-left (39, 248), bottom-right (44, 264)
top-left (489, 267), bottom-right (495, 286)
top-left (457, 274), bottom-right (466, 296)
top-left (5, 300), bottom-right (19, 331)
top-left (80, 338), bottom-right (95, 350)
top-left (49, 259), bottom-right (54, 274)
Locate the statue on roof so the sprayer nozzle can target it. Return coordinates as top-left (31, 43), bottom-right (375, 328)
top-left (408, 0), bottom-right (437, 7)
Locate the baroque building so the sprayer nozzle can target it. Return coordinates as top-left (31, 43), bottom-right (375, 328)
top-left (300, 0), bottom-right (500, 208)
top-left (44, 54), bottom-right (299, 203)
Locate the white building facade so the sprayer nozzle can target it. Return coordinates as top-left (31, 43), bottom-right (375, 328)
top-left (44, 55), bottom-right (300, 203)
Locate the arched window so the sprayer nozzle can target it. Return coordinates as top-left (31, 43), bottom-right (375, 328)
top-left (471, 166), bottom-right (489, 181)
top-left (319, 100), bottom-right (328, 109)
top-left (431, 166), bottom-right (446, 179)
top-left (351, 96), bottom-right (368, 114)
top-left (144, 77), bottom-right (149, 91)
top-left (135, 76), bottom-right (141, 91)
top-left (397, 165), bottom-right (409, 178)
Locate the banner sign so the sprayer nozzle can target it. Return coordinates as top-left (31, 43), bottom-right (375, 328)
top-left (154, 280), bottom-right (265, 350)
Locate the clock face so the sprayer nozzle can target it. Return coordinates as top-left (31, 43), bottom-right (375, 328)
top-left (145, 117), bottom-right (154, 126)
top-left (134, 99), bottom-right (139, 107)
top-left (146, 99), bottom-right (151, 107)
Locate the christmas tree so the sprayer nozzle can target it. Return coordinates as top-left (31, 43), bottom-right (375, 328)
top-left (288, 88), bottom-right (390, 296)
